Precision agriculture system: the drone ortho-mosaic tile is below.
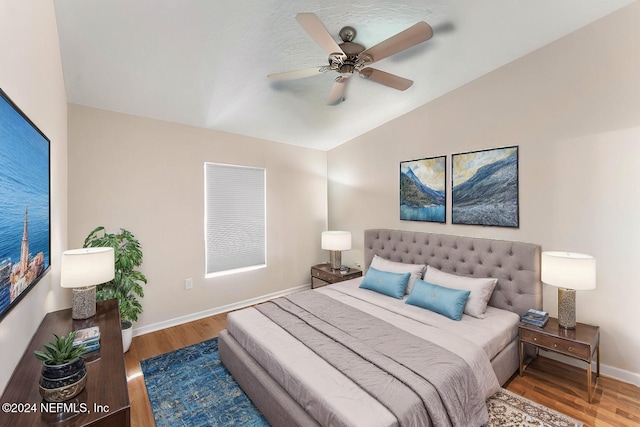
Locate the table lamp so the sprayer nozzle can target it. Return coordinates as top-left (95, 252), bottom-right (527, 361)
top-left (321, 231), bottom-right (351, 270)
top-left (61, 247), bottom-right (115, 319)
top-left (541, 251), bottom-right (596, 329)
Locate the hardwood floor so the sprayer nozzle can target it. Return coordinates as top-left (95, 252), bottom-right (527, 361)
top-left (125, 312), bottom-right (640, 427)
top-left (506, 357), bottom-right (640, 427)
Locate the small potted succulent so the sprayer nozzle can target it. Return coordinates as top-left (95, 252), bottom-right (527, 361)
top-left (34, 331), bottom-right (87, 402)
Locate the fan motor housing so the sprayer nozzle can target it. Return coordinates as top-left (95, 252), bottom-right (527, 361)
top-left (330, 26), bottom-right (365, 74)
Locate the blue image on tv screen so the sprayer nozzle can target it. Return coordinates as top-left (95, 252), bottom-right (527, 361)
top-left (0, 88), bottom-right (51, 321)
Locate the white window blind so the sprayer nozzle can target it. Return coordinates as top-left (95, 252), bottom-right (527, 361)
top-left (205, 163), bottom-right (266, 276)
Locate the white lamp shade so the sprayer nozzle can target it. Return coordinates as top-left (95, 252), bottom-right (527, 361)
top-left (541, 251), bottom-right (596, 291)
top-left (61, 247), bottom-right (115, 288)
top-left (321, 231), bottom-right (351, 251)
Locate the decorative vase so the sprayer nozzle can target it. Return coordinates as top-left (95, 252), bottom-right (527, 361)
top-left (121, 320), bottom-right (133, 353)
top-left (39, 358), bottom-right (87, 402)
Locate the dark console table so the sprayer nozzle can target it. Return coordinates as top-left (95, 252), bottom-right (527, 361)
top-left (0, 299), bottom-right (130, 426)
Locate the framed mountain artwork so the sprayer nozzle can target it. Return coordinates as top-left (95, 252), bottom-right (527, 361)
top-left (451, 146), bottom-right (519, 227)
top-left (400, 156), bottom-right (446, 223)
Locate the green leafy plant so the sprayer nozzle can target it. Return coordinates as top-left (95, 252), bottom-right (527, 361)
top-left (34, 332), bottom-right (86, 365)
top-left (83, 226), bottom-right (148, 323)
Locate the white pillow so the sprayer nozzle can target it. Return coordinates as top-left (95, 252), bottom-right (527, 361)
top-left (423, 266), bottom-right (497, 319)
top-left (370, 255), bottom-right (426, 294)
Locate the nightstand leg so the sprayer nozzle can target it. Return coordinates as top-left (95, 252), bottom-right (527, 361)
top-left (585, 346), bottom-right (601, 404)
top-left (587, 361), bottom-right (592, 403)
top-left (519, 340), bottom-right (524, 376)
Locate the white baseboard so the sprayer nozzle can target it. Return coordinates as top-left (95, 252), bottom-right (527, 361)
top-left (133, 283), bottom-right (311, 337)
top-left (540, 350), bottom-right (640, 387)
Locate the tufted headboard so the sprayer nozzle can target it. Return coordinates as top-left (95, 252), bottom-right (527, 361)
top-left (364, 229), bottom-right (541, 317)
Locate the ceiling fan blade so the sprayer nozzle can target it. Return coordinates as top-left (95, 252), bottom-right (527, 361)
top-left (268, 66), bottom-right (332, 80)
top-left (359, 68), bottom-right (413, 91)
top-left (357, 21), bottom-right (433, 65)
top-left (296, 13), bottom-right (345, 56)
top-left (326, 75), bottom-right (350, 105)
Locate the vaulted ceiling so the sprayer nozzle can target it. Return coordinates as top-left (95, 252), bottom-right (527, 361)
top-left (53, 0), bottom-right (633, 150)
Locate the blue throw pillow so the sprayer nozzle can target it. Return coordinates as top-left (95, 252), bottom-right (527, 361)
top-left (359, 267), bottom-right (411, 299)
top-left (405, 279), bottom-right (471, 321)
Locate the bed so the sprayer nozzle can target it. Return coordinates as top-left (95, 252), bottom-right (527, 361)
top-left (219, 229), bottom-right (541, 426)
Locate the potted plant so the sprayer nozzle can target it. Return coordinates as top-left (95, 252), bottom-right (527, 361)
top-left (83, 226), bottom-right (148, 352)
top-left (34, 332), bottom-right (87, 402)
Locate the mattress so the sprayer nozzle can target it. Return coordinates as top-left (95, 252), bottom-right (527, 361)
top-left (225, 277), bottom-right (520, 427)
top-left (320, 278), bottom-right (521, 361)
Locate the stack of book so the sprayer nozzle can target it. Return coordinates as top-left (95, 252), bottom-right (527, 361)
top-left (73, 326), bottom-right (101, 354)
top-left (521, 309), bottom-right (550, 327)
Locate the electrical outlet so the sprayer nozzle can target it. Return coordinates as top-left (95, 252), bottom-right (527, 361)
top-left (184, 278), bottom-right (193, 290)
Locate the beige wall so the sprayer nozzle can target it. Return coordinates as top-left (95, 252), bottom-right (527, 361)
top-left (67, 105), bottom-right (327, 332)
top-left (0, 0), bottom-right (68, 392)
top-left (328, 3), bottom-right (640, 383)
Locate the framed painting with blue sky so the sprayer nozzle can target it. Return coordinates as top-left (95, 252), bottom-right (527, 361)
top-left (451, 146), bottom-right (519, 227)
top-left (400, 156), bottom-right (446, 223)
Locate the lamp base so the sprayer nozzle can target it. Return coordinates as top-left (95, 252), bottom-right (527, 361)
top-left (71, 286), bottom-right (96, 320)
top-left (557, 287), bottom-right (576, 329)
top-left (328, 250), bottom-right (342, 270)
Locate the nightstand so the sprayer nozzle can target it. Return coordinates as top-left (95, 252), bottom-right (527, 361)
top-left (519, 317), bottom-right (600, 402)
top-left (310, 263), bottom-right (362, 289)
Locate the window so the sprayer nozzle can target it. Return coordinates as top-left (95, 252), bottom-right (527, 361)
top-left (204, 163), bottom-right (266, 277)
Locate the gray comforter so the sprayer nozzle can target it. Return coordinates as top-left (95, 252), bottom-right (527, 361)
top-left (256, 291), bottom-right (488, 427)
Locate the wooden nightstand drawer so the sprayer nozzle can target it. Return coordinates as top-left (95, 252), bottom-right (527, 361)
top-left (520, 329), bottom-right (590, 360)
top-left (312, 268), bottom-right (336, 283)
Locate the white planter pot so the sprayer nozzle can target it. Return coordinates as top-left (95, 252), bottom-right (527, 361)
top-left (121, 320), bottom-right (133, 353)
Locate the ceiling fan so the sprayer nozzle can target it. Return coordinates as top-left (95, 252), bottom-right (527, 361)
top-left (268, 13), bottom-right (433, 105)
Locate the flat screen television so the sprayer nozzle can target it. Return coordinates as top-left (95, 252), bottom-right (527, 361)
top-left (0, 88), bottom-right (51, 322)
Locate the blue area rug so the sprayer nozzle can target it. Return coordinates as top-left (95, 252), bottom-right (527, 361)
top-left (141, 337), bottom-right (269, 427)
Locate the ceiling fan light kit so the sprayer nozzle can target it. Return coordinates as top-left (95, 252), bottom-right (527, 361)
top-left (268, 13), bottom-right (433, 105)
